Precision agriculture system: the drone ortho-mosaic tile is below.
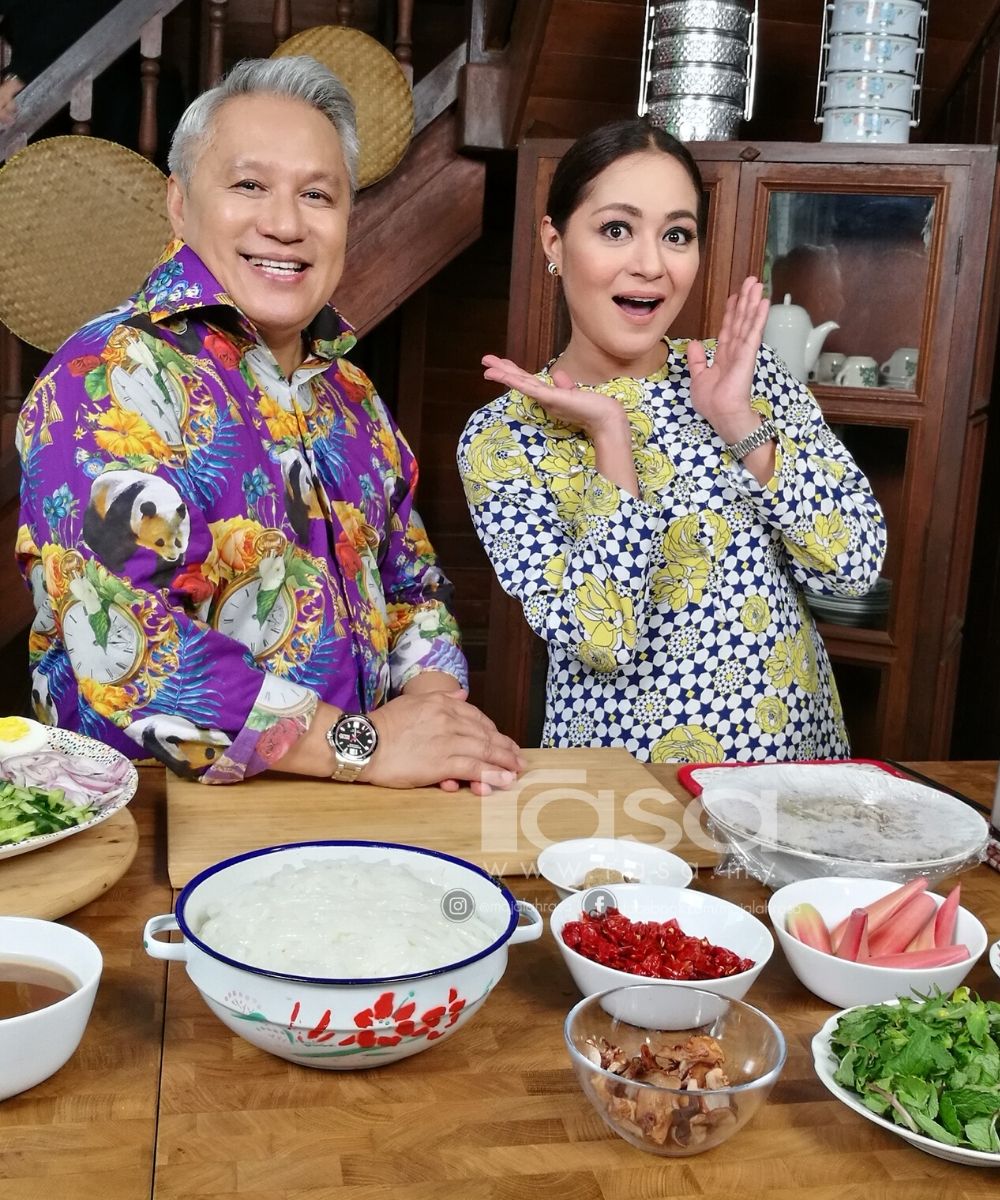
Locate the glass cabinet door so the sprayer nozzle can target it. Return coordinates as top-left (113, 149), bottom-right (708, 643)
top-left (761, 191), bottom-right (935, 391)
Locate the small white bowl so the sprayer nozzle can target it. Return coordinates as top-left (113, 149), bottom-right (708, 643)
top-left (990, 939), bottom-right (999, 983)
top-left (536, 838), bottom-right (693, 901)
top-left (768, 877), bottom-right (987, 1009)
top-left (550, 884), bottom-right (773, 1001)
top-left (0, 916), bottom-right (103, 1101)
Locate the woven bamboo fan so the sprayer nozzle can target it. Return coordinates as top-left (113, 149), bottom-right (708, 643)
top-left (0, 137), bottom-right (170, 353)
top-left (272, 26), bottom-right (414, 189)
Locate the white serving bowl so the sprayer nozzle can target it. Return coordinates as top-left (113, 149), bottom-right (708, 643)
top-left (550, 884), bottom-right (773, 1001)
top-left (768, 876), bottom-right (987, 1009)
top-left (823, 68), bottom-right (916, 110)
top-left (990, 938), bottom-right (999, 984)
top-left (829, 0), bottom-right (924, 40)
top-left (821, 105), bottom-right (912, 143)
top-left (143, 841), bottom-right (542, 1070)
top-left (827, 33), bottom-right (919, 74)
top-left (0, 916), bottom-right (103, 1101)
top-left (537, 837), bottom-right (693, 901)
top-left (812, 1006), bottom-right (1000, 1166)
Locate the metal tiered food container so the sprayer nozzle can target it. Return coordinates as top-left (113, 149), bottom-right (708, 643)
top-left (640, 1), bottom-right (758, 141)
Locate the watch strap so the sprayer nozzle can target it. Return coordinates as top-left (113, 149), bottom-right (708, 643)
top-left (726, 419), bottom-right (778, 462)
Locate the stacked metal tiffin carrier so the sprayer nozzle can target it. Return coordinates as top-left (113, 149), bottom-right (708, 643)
top-left (639, 1), bottom-right (757, 141)
top-left (817, 1), bottom-right (927, 143)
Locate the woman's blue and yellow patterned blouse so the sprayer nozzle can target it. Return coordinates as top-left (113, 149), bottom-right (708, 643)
top-left (458, 340), bottom-right (887, 763)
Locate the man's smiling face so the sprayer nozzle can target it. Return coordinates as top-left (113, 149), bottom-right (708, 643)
top-left (167, 92), bottom-right (351, 374)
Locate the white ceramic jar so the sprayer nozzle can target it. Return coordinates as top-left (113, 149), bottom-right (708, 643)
top-left (821, 105), bottom-right (912, 143)
top-left (827, 33), bottom-right (919, 74)
top-left (823, 68), bottom-right (915, 110)
top-left (829, 0), bottom-right (924, 41)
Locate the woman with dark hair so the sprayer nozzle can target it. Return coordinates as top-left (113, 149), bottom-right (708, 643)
top-left (458, 118), bottom-right (886, 764)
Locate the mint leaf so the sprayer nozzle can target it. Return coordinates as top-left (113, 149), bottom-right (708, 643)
top-left (910, 1109), bottom-right (961, 1145)
top-left (964, 1116), bottom-right (999, 1153)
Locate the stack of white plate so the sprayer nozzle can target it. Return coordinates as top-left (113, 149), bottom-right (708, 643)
top-left (819, 1), bottom-right (925, 144)
top-left (645, 0), bottom-right (753, 141)
top-left (806, 576), bottom-right (892, 627)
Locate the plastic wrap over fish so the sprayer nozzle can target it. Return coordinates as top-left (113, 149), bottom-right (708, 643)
top-left (691, 761), bottom-right (989, 889)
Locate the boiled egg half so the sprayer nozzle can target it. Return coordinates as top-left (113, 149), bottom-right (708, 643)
top-left (0, 716), bottom-right (50, 760)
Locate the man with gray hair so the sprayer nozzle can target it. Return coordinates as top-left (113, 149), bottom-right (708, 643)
top-left (16, 56), bottom-right (524, 793)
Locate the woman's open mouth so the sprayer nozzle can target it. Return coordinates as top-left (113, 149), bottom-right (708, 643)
top-left (613, 295), bottom-right (664, 318)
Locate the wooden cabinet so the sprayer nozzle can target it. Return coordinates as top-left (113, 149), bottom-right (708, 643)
top-left (486, 139), bottom-right (1000, 760)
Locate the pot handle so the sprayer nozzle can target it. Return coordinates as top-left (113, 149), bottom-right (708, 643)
top-left (142, 913), bottom-right (188, 961)
top-left (509, 899), bottom-right (543, 944)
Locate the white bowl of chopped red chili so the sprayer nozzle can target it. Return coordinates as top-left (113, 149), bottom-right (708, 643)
top-left (550, 885), bottom-right (773, 1001)
top-left (565, 983), bottom-right (787, 1155)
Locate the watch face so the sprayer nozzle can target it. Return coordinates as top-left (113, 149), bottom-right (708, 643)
top-left (62, 600), bottom-right (143, 684)
top-left (214, 576), bottom-right (295, 660)
top-left (334, 714), bottom-right (378, 762)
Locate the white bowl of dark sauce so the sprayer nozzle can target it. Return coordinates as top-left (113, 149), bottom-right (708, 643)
top-left (0, 916), bottom-right (103, 1100)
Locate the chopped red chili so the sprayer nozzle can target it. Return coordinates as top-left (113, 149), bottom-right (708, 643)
top-left (561, 907), bottom-right (754, 980)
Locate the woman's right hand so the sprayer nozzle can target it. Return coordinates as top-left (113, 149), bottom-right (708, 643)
top-left (482, 355), bottom-right (625, 439)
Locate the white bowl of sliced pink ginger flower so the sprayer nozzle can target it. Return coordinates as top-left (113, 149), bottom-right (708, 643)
top-left (767, 876), bottom-right (988, 1008)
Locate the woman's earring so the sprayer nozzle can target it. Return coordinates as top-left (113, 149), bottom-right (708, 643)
top-left (546, 261), bottom-right (559, 277)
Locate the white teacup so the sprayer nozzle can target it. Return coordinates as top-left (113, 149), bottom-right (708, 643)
top-left (812, 351), bottom-right (846, 384)
top-left (835, 355), bottom-right (879, 388)
top-left (880, 346), bottom-right (918, 384)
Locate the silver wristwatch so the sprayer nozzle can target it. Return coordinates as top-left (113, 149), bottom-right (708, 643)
top-left (326, 712), bottom-right (379, 782)
top-left (726, 419), bottom-right (778, 462)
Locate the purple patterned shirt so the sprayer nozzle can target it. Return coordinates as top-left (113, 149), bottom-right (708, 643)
top-left (16, 240), bottom-right (467, 781)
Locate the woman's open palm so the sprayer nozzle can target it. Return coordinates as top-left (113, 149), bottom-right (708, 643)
top-left (481, 355), bottom-right (622, 436)
top-left (686, 276), bottom-right (770, 431)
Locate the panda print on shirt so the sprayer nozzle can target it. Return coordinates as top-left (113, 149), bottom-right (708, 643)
top-left (82, 470), bottom-right (190, 586)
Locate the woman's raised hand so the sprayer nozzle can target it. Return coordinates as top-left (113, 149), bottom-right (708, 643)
top-left (482, 355), bottom-right (624, 438)
top-left (686, 276), bottom-right (770, 445)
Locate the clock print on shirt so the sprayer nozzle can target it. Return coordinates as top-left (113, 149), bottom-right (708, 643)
top-left (61, 600), bottom-right (144, 684)
top-left (213, 575), bottom-right (296, 660)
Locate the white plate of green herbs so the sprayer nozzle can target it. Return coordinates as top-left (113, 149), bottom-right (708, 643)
top-left (812, 988), bottom-right (1000, 1165)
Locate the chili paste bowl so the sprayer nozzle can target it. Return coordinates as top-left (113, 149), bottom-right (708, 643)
top-left (565, 983), bottom-right (786, 1156)
top-left (142, 840), bottom-right (542, 1070)
top-left (550, 884), bottom-right (773, 1001)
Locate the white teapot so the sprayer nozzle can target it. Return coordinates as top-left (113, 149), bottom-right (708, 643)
top-left (763, 293), bottom-right (840, 383)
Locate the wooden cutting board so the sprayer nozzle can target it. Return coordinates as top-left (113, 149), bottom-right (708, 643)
top-left (0, 808), bottom-right (139, 919)
top-left (166, 747), bottom-right (713, 887)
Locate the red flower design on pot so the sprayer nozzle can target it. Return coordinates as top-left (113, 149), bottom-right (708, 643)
top-left (338, 990), bottom-right (420, 1048)
top-left (419, 988), bottom-right (467, 1041)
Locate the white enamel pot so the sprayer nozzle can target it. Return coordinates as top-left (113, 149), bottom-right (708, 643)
top-left (143, 840), bottom-right (542, 1070)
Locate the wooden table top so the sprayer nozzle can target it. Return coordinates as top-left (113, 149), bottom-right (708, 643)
top-left (2, 758), bottom-right (999, 1199)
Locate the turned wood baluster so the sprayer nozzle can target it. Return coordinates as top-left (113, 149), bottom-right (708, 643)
top-left (337, 2), bottom-right (354, 25)
top-left (138, 16), bottom-right (163, 160)
top-left (206, 0), bottom-right (229, 86)
top-left (69, 78), bottom-right (93, 136)
top-left (395, 0), bottom-right (414, 83)
top-left (273, 0), bottom-right (291, 47)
